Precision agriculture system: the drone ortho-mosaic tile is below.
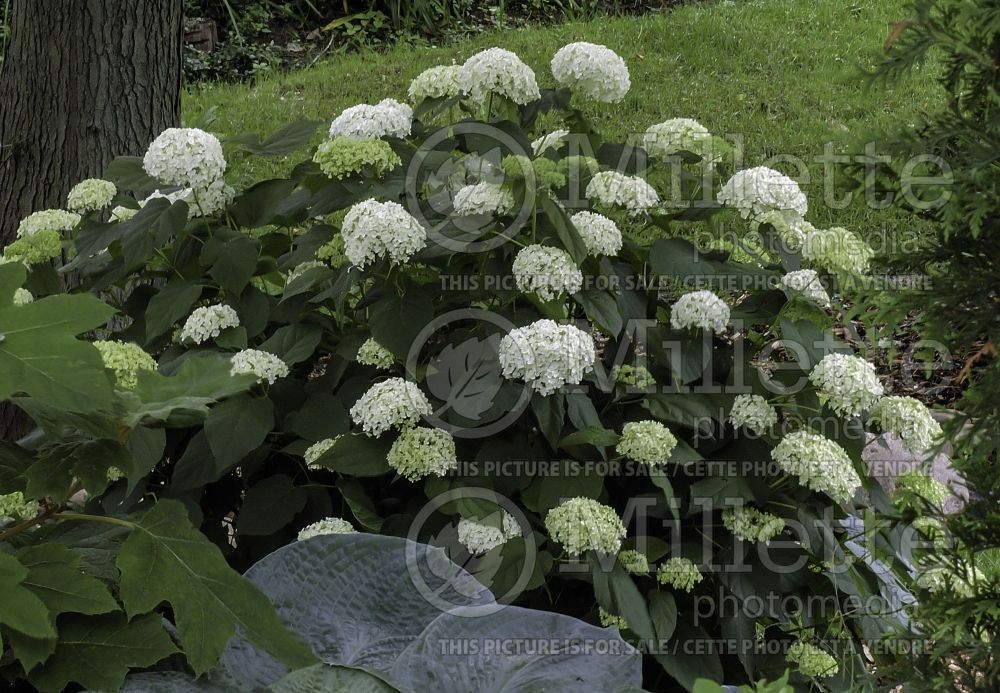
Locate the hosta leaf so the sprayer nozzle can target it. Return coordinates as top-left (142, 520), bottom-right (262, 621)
top-left (204, 394), bottom-right (274, 470)
top-left (266, 664), bottom-right (400, 693)
top-left (26, 612), bottom-right (177, 693)
top-left (0, 553), bottom-right (55, 640)
top-left (117, 500), bottom-right (317, 675)
top-left (16, 543), bottom-right (118, 618)
top-left (0, 267), bottom-right (115, 412)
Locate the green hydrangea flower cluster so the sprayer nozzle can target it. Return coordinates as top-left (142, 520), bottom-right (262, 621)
top-left (67, 178), bottom-right (117, 213)
top-left (723, 505), bottom-right (786, 544)
top-left (598, 607), bottom-right (628, 630)
top-left (0, 491), bottom-right (37, 520)
top-left (616, 420), bottom-right (678, 467)
top-left (356, 338), bottom-right (394, 370)
top-left (612, 365), bottom-right (656, 388)
top-left (386, 427), bottom-right (458, 481)
top-left (656, 557), bottom-right (703, 592)
top-left (786, 641), bottom-right (838, 678)
top-left (501, 155), bottom-right (566, 189)
top-left (896, 472), bottom-right (950, 506)
top-left (313, 137), bottom-right (402, 180)
top-left (545, 497), bottom-right (626, 556)
top-left (4, 230), bottom-right (62, 265)
top-left (617, 549), bottom-right (650, 574)
top-left (315, 234), bottom-right (348, 268)
top-left (93, 340), bottom-right (157, 389)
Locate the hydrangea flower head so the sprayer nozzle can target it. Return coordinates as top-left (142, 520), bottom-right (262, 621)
top-left (0, 492), bottom-right (38, 521)
top-left (728, 394), bottom-right (778, 435)
top-left (612, 365), bottom-right (656, 388)
top-left (458, 47), bottom-right (541, 105)
top-left (179, 305), bottom-right (240, 345)
top-left (616, 420), bottom-right (678, 467)
top-left (452, 182), bottom-right (515, 216)
top-left (350, 377), bottom-right (432, 437)
top-left (598, 608), bottom-right (628, 630)
top-left (570, 211), bottom-right (622, 257)
top-left (297, 517), bottom-right (357, 541)
top-left (756, 210), bottom-right (815, 251)
top-left (329, 99), bottom-right (413, 140)
top-left (786, 641), bottom-right (838, 678)
top-left (313, 137), bottom-right (402, 180)
top-left (498, 319), bottom-right (596, 395)
top-left (586, 171), bottom-right (659, 214)
top-left (457, 510), bottom-right (520, 554)
top-left (12, 288), bottom-right (33, 306)
top-left (642, 118), bottom-right (716, 161)
top-left (230, 349), bottom-right (289, 385)
top-left (801, 226), bottom-right (873, 275)
top-left (16, 209), bottom-right (80, 238)
top-left (869, 396), bottom-right (942, 454)
top-left (779, 269), bottom-right (831, 307)
top-left (356, 338), bottom-right (394, 370)
top-left (341, 199), bottom-right (427, 267)
top-left (94, 340), bottom-right (157, 389)
top-left (386, 426), bottom-right (458, 480)
top-left (304, 437), bottom-right (340, 469)
top-left (143, 128), bottom-right (226, 189)
top-left (617, 550), bottom-right (650, 574)
top-left (718, 166), bottom-right (808, 221)
top-left (67, 179), bottom-right (117, 213)
top-left (669, 290), bottom-right (730, 333)
top-left (808, 353), bottom-right (883, 417)
top-left (550, 42), bottom-right (630, 103)
top-left (408, 64), bottom-right (463, 101)
top-left (656, 557), bottom-right (703, 592)
top-left (4, 231), bottom-right (62, 265)
top-left (545, 497), bottom-right (626, 556)
top-left (771, 431), bottom-right (862, 504)
top-left (723, 505), bottom-right (786, 544)
top-left (512, 245), bottom-right (583, 301)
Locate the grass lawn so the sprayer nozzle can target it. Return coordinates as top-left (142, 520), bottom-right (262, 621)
top-left (184, 0), bottom-right (941, 239)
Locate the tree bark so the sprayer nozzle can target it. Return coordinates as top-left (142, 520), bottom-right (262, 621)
top-left (0, 0), bottom-right (183, 243)
top-left (0, 0), bottom-right (183, 440)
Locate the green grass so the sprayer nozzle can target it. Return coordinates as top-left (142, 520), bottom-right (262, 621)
top-left (184, 0), bottom-right (941, 238)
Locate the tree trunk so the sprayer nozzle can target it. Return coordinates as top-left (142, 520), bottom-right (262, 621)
top-left (0, 0), bottom-right (183, 440)
top-left (0, 0), bottom-right (183, 243)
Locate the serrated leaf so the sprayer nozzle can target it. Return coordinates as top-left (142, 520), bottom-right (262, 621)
top-left (0, 441), bottom-right (33, 494)
top-left (204, 394), bottom-right (274, 470)
top-left (237, 474), bottom-right (307, 536)
top-left (202, 234), bottom-right (260, 293)
top-left (558, 425), bottom-right (621, 450)
top-left (27, 612), bottom-right (177, 692)
top-left (117, 500), bottom-right (317, 675)
top-left (16, 543), bottom-right (118, 618)
top-left (145, 280), bottom-right (203, 342)
top-left (0, 553), bottom-right (55, 640)
top-left (312, 434), bottom-right (391, 477)
top-left (260, 323), bottom-right (322, 365)
top-left (4, 628), bottom-right (57, 673)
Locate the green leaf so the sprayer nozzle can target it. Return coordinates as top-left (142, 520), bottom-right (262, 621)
top-left (4, 629), bottom-right (57, 673)
top-left (542, 195), bottom-right (588, 263)
top-left (368, 289), bottom-right (434, 360)
top-left (103, 155), bottom-right (162, 191)
top-left (530, 392), bottom-right (565, 449)
top-left (27, 612), bottom-right (177, 693)
top-left (229, 179), bottom-right (300, 228)
top-left (265, 664), bottom-right (401, 693)
top-left (237, 474), bottom-right (308, 536)
top-left (313, 434), bottom-right (391, 477)
top-left (231, 120), bottom-right (322, 157)
top-left (125, 427), bottom-right (166, 493)
top-left (286, 392), bottom-right (350, 440)
top-left (0, 261), bottom-right (26, 303)
top-left (202, 233), bottom-right (261, 293)
top-left (648, 590), bottom-right (677, 642)
top-left (0, 441), bottom-right (34, 494)
top-left (204, 395), bottom-right (274, 470)
top-left (121, 199), bottom-right (189, 273)
top-left (651, 622), bottom-right (723, 692)
top-left (559, 425), bottom-right (621, 451)
top-left (260, 323), bottom-right (323, 365)
top-left (0, 292), bottom-right (116, 412)
top-left (576, 288), bottom-right (623, 336)
top-left (117, 499), bottom-right (317, 675)
top-left (145, 280), bottom-right (203, 342)
top-left (16, 543), bottom-right (118, 618)
top-left (608, 565), bottom-right (655, 641)
top-left (0, 553), bottom-right (55, 639)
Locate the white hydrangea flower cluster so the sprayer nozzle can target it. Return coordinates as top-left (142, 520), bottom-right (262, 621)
top-left (869, 396), bottom-right (943, 454)
top-left (808, 353), bottom-right (884, 417)
top-left (718, 166), bottom-right (808, 221)
top-left (143, 128), bottom-right (226, 190)
top-left (408, 64), bottom-right (463, 101)
top-left (728, 394), bottom-right (778, 435)
top-left (350, 377), bottom-right (432, 436)
top-left (786, 641), bottom-right (838, 678)
top-left (110, 205), bottom-right (139, 222)
top-left (642, 118), bottom-right (715, 161)
top-left (570, 211), bottom-right (622, 257)
top-left (586, 171), bottom-right (660, 214)
top-left (67, 179), bottom-right (117, 213)
top-left (669, 290), bottom-right (730, 333)
top-left (297, 517), bottom-right (357, 541)
top-left (452, 181), bottom-right (515, 216)
top-left (545, 497), bottom-right (626, 556)
top-left (616, 420), bottom-right (678, 467)
top-left (0, 491), bottom-right (37, 521)
top-left (329, 98), bottom-right (413, 140)
top-left (617, 550), bottom-right (650, 574)
top-left (771, 431), bottom-right (862, 504)
top-left (386, 426), bottom-right (458, 480)
top-left (456, 511), bottom-right (520, 554)
top-left (285, 260), bottom-right (326, 284)
top-left (498, 319), bottom-right (596, 395)
top-left (230, 349), bottom-right (289, 385)
top-left (303, 437), bottom-right (339, 469)
top-left (756, 210), bottom-right (815, 251)
top-left (341, 199), bottom-right (427, 267)
top-left (179, 304), bottom-right (240, 344)
top-left (93, 340), bottom-right (157, 389)
top-left (188, 179), bottom-right (237, 217)
top-left (16, 209), bottom-right (81, 238)
top-left (779, 269), bottom-right (831, 307)
top-left (723, 505), bottom-right (786, 544)
top-left (550, 42), bottom-right (630, 103)
top-left (356, 338), bottom-right (394, 370)
top-left (13, 288), bottom-right (33, 306)
top-left (598, 608), bottom-right (628, 630)
top-left (656, 557), bottom-right (703, 592)
top-left (458, 47), bottom-right (541, 105)
top-left (531, 129), bottom-right (569, 156)
top-left (512, 245), bottom-right (583, 301)
top-left (801, 226), bottom-right (873, 275)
